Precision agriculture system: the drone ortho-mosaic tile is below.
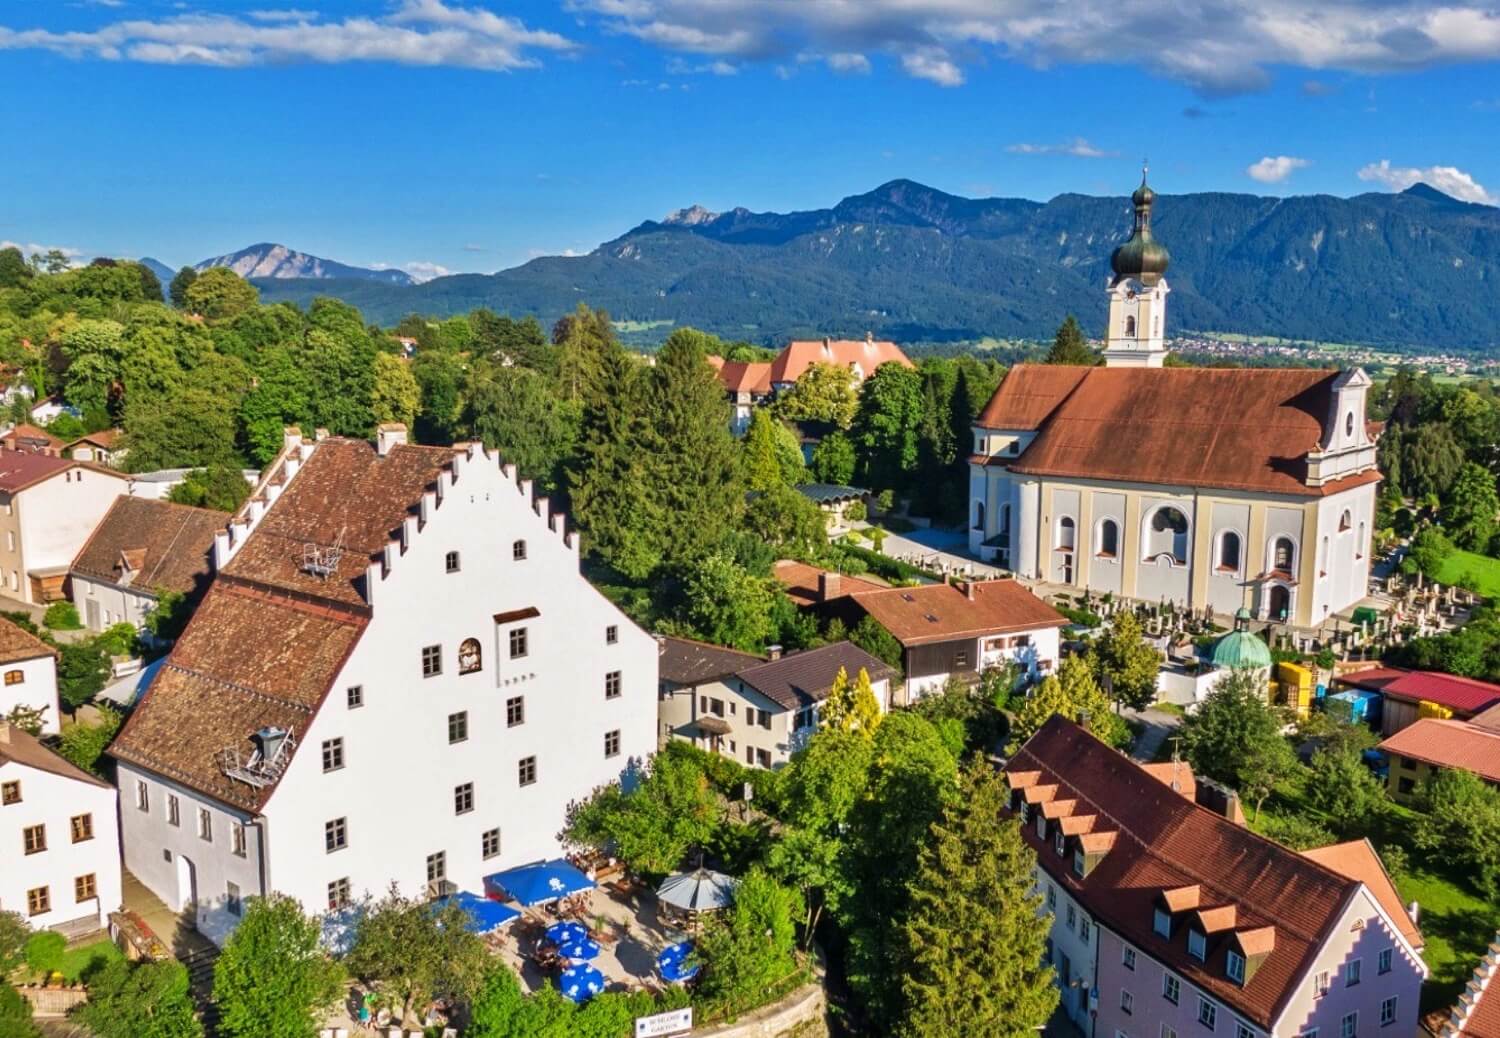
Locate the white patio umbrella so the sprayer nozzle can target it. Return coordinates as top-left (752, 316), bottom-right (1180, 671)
top-left (656, 868), bottom-right (739, 913)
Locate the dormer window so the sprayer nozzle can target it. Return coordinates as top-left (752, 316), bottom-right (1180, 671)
top-left (1072, 848), bottom-right (1085, 877)
top-left (1227, 950), bottom-right (1246, 985)
top-left (1053, 830), bottom-right (1065, 856)
top-left (1188, 929), bottom-right (1207, 961)
top-left (1154, 908), bottom-right (1171, 938)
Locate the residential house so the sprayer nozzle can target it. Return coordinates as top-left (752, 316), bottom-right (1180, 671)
top-left (1007, 716), bottom-right (1426, 1038)
top-left (68, 496), bottom-right (224, 632)
top-left (1377, 702), bottom-right (1500, 802)
top-left (658, 638), bottom-right (892, 768)
top-left (0, 449), bottom-right (131, 603)
top-left (108, 426), bottom-right (658, 946)
top-left (773, 561), bottom-right (886, 610)
top-left (778, 564), bottom-right (1066, 699)
top-left (969, 177), bottom-right (1380, 630)
top-left (1333, 667), bottom-right (1500, 737)
top-left (125, 467), bottom-right (261, 502)
top-left (0, 721), bottom-right (121, 937)
top-left (1435, 932), bottom-right (1500, 1036)
top-left (65, 429), bottom-right (125, 468)
top-left (0, 618), bottom-right (60, 735)
top-left (707, 335), bottom-right (913, 435)
top-left (28, 399), bottom-right (76, 425)
top-left (0, 424), bottom-right (63, 456)
top-left (705, 358), bottom-right (773, 436)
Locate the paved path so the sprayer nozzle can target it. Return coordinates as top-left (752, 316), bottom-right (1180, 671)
top-left (858, 523), bottom-right (1003, 580)
top-left (1122, 705), bottom-right (1184, 763)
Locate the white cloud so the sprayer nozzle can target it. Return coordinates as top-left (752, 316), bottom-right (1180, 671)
top-left (1357, 159), bottom-right (1497, 204)
top-left (1246, 155), bottom-right (1310, 183)
top-left (666, 56), bottom-right (737, 74)
top-left (825, 51), bottom-right (871, 74)
top-left (371, 260), bottom-right (453, 282)
top-left (569, 0), bottom-right (1500, 94)
top-left (0, 0), bottom-right (573, 71)
top-left (1007, 137), bottom-right (1116, 158)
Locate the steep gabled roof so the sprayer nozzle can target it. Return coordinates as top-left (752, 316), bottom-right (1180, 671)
top-left (734, 642), bottom-right (893, 711)
top-left (848, 578), bottom-right (1065, 646)
top-left (0, 616), bottom-right (56, 666)
top-left (0, 722), bottom-right (110, 789)
top-left (706, 356), bottom-right (773, 395)
top-left (1008, 716), bottom-right (1362, 1028)
top-left (659, 635), bottom-right (764, 686)
top-left (769, 339), bottom-right (911, 385)
top-left (0, 448), bottom-right (127, 494)
top-left (1301, 839), bottom-right (1422, 949)
top-left (1439, 933), bottom-right (1500, 1037)
top-left (71, 496), bottom-right (225, 597)
top-left (772, 560), bottom-right (885, 608)
top-left (974, 364), bottom-right (1090, 430)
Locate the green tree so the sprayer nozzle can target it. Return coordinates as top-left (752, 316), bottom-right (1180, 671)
top-left (554, 304), bottom-right (620, 407)
top-left (44, 601), bottom-right (82, 630)
top-left (900, 759), bottom-right (1057, 1037)
top-left (851, 615), bottom-right (903, 672)
top-left (238, 346), bottom-right (311, 464)
top-left (56, 704), bottom-right (122, 776)
top-left (167, 465), bottom-right (250, 512)
top-left (1045, 315), bottom-right (1096, 366)
top-left (1010, 656), bottom-right (1125, 749)
top-left (183, 268), bottom-right (259, 321)
top-left (0, 246), bottom-right (33, 288)
top-left (1305, 746), bottom-right (1387, 838)
top-left (370, 351), bottom-right (420, 429)
top-left (1090, 610), bottom-right (1163, 711)
top-left (696, 869), bottom-right (801, 1016)
top-left (0, 981), bottom-right (41, 1038)
top-left (74, 959), bottom-right (203, 1038)
top-left (300, 300), bottom-right (377, 436)
top-left (1179, 669), bottom-right (1297, 818)
top-left (744, 482), bottom-right (826, 557)
top-left (125, 388), bottom-right (239, 471)
top-left (411, 349), bottom-right (465, 444)
top-left (1412, 766), bottom-right (1500, 896)
top-left (470, 310), bottom-right (553, 373)
top-left (1409, 525), bottom-right (1454, 580)
top-left (851, 363), bottom-right (924, 492)
top-left (461, 363), bottom-right (579, 493)
top-left (214, 894), bottom-right (343, 1038)
top-left (677, 554), bottom-right (776, 651)
top-left (133, 262), bottom-right (164, 302)
top-left (562, 749), bottom-right (719, 878)
top-left (774, 362), bottom-right (858, 428)
top-left (820, 665), bottom-right (881, 736)
top-left (346, 886), bottom-right (489, 1026)
top-left (742, 409), bottom-right (788, 492)
top-left (810, 431), bottom-right (857, 485)
top-left (58, 640), bottom-right (110, 716)
top-left (1444, 462), bottom-right (1499, 551)
top-left (0, 910), bottom-right (30, 973)
top-left (168, 267), bottom-right (197, 309)
top-left (61, 318), bottom-right (127, 417)
top-left (1401, 422), bottom-right (1465, 500)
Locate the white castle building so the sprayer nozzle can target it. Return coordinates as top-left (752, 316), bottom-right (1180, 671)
top-left (968, 176), bottom-right (1381, 629)
top-left (110, 426), bottom-right (657, 946)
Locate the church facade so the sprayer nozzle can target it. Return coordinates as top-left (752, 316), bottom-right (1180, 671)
top-left (967, 176), bottom-right (1381, 630)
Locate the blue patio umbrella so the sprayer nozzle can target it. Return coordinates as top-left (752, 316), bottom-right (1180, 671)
top-left (545, 920), bottom-right (590, 946)
top-left (484, 859), bottom-right (594, 906)
top-left (657, 941), bottom-right (700, 983)
top-left (431, 891), bottom-right (521, 934)
top-left (559, 963), bottom-right (605, 1003)
top-left (557, 937), bottom-right (601, 961)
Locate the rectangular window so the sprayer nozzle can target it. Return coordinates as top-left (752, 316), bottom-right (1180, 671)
top-left (426, 851), bottom-right (446, 883)
top-left (1314, 971), bottom-right (1330, 997)
top-left (1080, 917), bottom-right (1091, 943)
top-left (1121, 990), bottom-right (1134, 1015)
top-left (1073, 848), bottom-right (1086, 877)
top-left (27, 886), bottom-right (49, 916)
top-left (167, 794), bottom-right (180, 827)
top-left (1188, 929), bottom-right (1206, 961)
top-left (746, 745), bottom-right (755, 764)
top-left (509, 628), bottom-right (528, 659)
top-left (322, 737), bottom-right (345, 772)
top-left (1235, 1026), bottom-right (1254, 1038)
top-left (75, 874), bottom-right (97, 902)
top-left (1162, 974), bottom-right (1179, 1005)
top-left (1153, 907), bottom-right (1171, 938)
top-left (605, 730), bottom-right (621, 758)
top-left (482, 828), bottom-right (501, 859)
top-left (71, 813), bottom-right (94, 843)
top-left (506, 696), bottom-right (525, 727)
top-left (454, 782), bottom-right (474, 815)
top-left (1197, 998), bottom-right (1216, 1029)
top-left (512, 539), bottom-right (527, 561)
top-left (1227, 950), bottom-right (1245, 984)
top-left (518, 756), bottom-right (537, 787)
top-left (136, 780), bottom-right (149, 812)
top-left (347, 684), bottom-right (364, 709)
top-left (328, 878), bottom-right (351, 910)
top-left (1162, 1028), bottom-right (1177, 1038)
top-left (1066, 904), bottom-right (1076, 930)
top-left (1377, 948), bottom-right (1392, 975)
top-left (1380, 997), bottom-right (1396, 1027)
top-left (422, 644), bottom-right (442, 677)
top-left (605, 671), bottom-right (622, 700)
top-left (1340, 1013), bottom-right (1357, 1038)
top-left (232, 823), bottom-right (246, 858)
top-left (23, 823), bottom-right (45, 855)
top-left (1046, 885), bottom-right (1056, 909)
top-left (226, 881), bottom-right (242, 917)
top-left (953, 649), bottom-right (969, 668)
top-left (758, 709), bottom-right (772, 730)
top-left (1, 780), bottom-right (18, 804)
top-left (325, 817), bottom-right (348, 852)
top-left (448, 711), bottom-right (468, 744)
top-left (1346, 958), bottom-right (1361, 986)
top-left (606, 625), bottom-right (618, 645)
top-left (1122, 946), bottom-right (1136, 971)
top-left (198, 808), bottom-right (213, 842)
top-left (756, 748), bottom-right (772, 768)
top-left (445, 550), bottom-right (461, 573)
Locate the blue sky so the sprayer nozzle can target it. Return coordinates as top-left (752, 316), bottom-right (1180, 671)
top-left (3, 0), bottom-right (1500, 278)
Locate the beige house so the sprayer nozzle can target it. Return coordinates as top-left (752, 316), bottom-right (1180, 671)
top-left (0, 449), bottom-right (131, 603)
top-left (657, 637), bottom-right (892, 769)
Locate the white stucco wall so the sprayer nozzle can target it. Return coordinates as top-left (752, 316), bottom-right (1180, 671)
top-left (0, 653), bottom-right (60, 735)
top-left (16, 470), bottom-right (129, 589)
top-left (70, 574), bottom-right (155, 632)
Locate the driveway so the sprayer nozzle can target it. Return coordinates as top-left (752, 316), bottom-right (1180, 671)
top-left (1122, 705), bottom-right (1184, 763)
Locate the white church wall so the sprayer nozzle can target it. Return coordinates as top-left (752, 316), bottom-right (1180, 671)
top-left (1136, 495), bottom-right (1193, 605)
top-left (1084, 491), bottom-right (1126, 597)
top-left (1046, 488), bottom-right (1081, 585)
top-left (1206, 501), bottom-right (1253, 615)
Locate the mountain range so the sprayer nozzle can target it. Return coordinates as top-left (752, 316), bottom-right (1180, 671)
top-left (206, 180), bottom-right (1500, 349)
top-left (137, 244), bottom-right (415, 287)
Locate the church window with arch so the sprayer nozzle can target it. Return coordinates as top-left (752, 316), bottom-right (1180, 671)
top-left (1056, 516), bottom-right (1076, 552)
top-left (1339, 510), bottom-right (1352, 532)
top-left (1124, 315), bottom-right (1137, 338)
top-left (1218, 531), bottom-right (1242, 573)
top-left (1143, 506), bottom-right (1189, 565)
top-left (1271, 537), bottom-right (1296, 573)
top-left (1096, 518), bottom-right (1119, 559)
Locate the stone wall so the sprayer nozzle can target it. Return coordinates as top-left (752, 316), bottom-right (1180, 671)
top-left (693, 981), bottom-right (826, 1038)
top-left (17, 984), bottom-right (88, 1017)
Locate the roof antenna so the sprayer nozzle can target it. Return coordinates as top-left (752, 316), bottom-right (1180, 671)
top-left (1142, 156), bottom-right (1150, 185)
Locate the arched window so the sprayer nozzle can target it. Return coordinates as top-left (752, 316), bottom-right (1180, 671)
top-left (1339, 510), bottom-right (1352, 532)
top-left (1357, 521), bottom-right (1366, 560)
top-left (1321, 535), bottom-right (1330, 576)
top-left (1218, 531), bottom-right (1242, 572)
top-left (1272, 537), bottom-right (1295, 573)
top-left (974, 501), bottom-right (985, 532)
top-left (1056, 517), bottom-right (1076, 552)
top-left (1143, 506), bottom-right (1189, 564)
top-left (458, 638), bottom-right (482, 675)
top-left (1124, 315), bottom-right (1137, 338)
top-left (1268, 585), bottom-right (1291, 622)
top-left (999, 503), bottom-right (1011, 535)
top-left (1096, 519), bottom-right (1119, 559)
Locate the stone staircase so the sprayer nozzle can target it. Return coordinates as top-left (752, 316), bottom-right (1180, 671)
top-left (120, 871), bottom-right (222, 1034)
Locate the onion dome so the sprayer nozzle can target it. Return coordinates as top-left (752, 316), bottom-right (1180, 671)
top-left (1111, 170), bottom-right (1170, 287)
top-left (1211, 608), bottom-right (1272, 671)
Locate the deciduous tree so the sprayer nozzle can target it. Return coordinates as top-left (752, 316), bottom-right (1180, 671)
top-left (1412, 766), bottom-right (1500, 896)
top-left (562, 749), bottom-right (720, 878)
top-left (677, 554), bottom-right (776, 651)
top-left (1090, 610), bottom-right (1163, 711)
top-left (75, 959), bottom-right (203, 1038)
top-left (183, 268), bottom-right (258, 321)
top-left (168, 267), bottom-right (197, 308)
top-left (213, 893), bottom-right (343, 1038)
top-left (820, 666), bottom-right (881, 736)
top-left (370, 351), bottom-right (420, 429)
top-left (1179, 669), bottom-right (1297, 818)
top-left (696, 869), bottom-right (800, 1016)
top-left (774, 362), bottom-right (858, 428)
top-left (346, 887), bottom-right (489, 1026)
top-left (1444, 462), bottom-right (1499, 551)
top-left (810, 431), bottom-right (856, 485)
top-left (461, 363), bottom-right (579, 493)
top-left (851, 363), bottom-right (924, 493)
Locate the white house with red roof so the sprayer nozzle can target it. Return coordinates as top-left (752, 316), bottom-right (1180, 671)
top-left (708, 335), bottom-right (913, 434)
top-left (0, 448), bottom-right (131, 603)
top-left (109, 426), bottom-right (658, 946)
top-left (0, 617), bottom-right (60, 735)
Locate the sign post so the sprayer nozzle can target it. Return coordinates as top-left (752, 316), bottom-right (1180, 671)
top-left (635, 1007), bottom-right (693, 1037)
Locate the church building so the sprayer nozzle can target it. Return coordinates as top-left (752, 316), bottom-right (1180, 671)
top-left (968, 175), bottom-right (1381, 629)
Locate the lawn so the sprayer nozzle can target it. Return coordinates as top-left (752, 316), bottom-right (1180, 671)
top-left (42, 937), bottom-right (124, 984)
top-left (1434, 547), bottom-right (1500, 597)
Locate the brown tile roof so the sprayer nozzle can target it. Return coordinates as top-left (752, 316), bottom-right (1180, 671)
top-left (66, 428), bottom-right (122, 450)
top-left (0, 721), bottom-right (110, 788)
top-left (1140, 759), bottom-right (1197, 802)
top-left (659, 636), bottom-right (764, 686)
top-left (772, 560), bottom-right (885, 608)
top-left (977, 364), bottom-right (1382, 497)
top-left (70, 496), bottom-right (225, 597)
top-left (734, 642), bottom-right (894, 711)
top-left (1301, 839), bottom-right (1422, 949)
top-left (1008, 716), bottom-right (1362, 1028)
top-left (221, 438), bottom-right (456, 606)
top-left (1, 424), bottom-right (63, 454)
top-left (109, 580), bottom-right (366, 811)
top-left (769, 339), bottom-right (912, 385)
top-left (707, 357), bottom-right (773, 395)
top-left (848, 578), bottom-right (1066, 646)
top-left (0, 448), bottom-right (127, 494)
top-left (1378, 718), bottom-right (1500, 784)
top-left (0, 616), bottom-right (56, 665)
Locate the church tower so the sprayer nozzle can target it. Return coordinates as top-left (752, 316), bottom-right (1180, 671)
top-left (1103, 170), bottom-right (1172, 368)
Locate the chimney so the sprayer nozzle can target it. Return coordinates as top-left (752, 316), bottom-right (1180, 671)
top-left (819, 571), bottom-right (841, 602)
top-left (767, 644), bottom-right (783, 661)
top-left (963, 580), bottom-right (976, 601)
top-left (865, 330), bottom-right (875, 348)
top-left (377, 423), bottom-right (408, 456)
